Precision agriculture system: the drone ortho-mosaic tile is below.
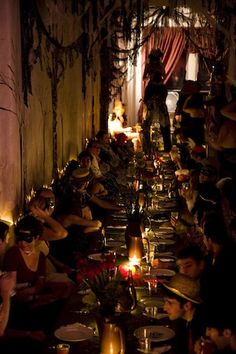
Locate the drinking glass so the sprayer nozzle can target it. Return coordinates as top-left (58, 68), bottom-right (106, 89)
top-left (56, 343), bottom-right (70, 354)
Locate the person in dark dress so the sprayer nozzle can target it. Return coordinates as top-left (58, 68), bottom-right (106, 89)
top-left (143, 48), bottom-right (171, 152)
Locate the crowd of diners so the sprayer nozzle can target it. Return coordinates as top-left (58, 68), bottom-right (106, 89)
top-left (0, 129), bottom-right (139, 353)
top-left (162, 78), bottom-right (236, 354)
top-left (0, 77), bottom-right (236, 353)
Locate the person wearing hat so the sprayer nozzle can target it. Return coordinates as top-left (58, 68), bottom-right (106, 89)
top-left (69, 167), bottom-right (121, 217)
top-left (162, 273), bottom-right (206, 354)
top-left (49, 167), bottom-right (120, 260)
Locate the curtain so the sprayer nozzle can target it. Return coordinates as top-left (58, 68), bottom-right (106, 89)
top-left (185, 27), bottom-right (216, 75)
top-left (141, 27), bottom-right (186, 98)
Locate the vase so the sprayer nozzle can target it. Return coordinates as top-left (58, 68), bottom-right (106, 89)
top-left (125, 217), bottom-right (144, 240)
top-left (125, 218), bottom-right (149, 264)
top-left (115, 279), bottom-right (137, 313)
top-left (99, 318), bottom-right (126, 354)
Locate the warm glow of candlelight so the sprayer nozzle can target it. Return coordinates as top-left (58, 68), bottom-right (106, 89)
top-left (128, 256), bottom-right (141, 267)
top-left (119, 262), bottom-right (142, 280)
top-left (0, 217), bottom-right (13, 226)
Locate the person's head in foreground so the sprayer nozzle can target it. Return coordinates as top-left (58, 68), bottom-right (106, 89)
top-left (176, 243), bottom-right (206, 280)
top-left (162, 273), bottom-right (202, 322)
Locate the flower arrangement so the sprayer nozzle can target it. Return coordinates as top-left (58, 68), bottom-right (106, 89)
top-left (75, 254), bottom-right (137, 316)
top-left (76, 255), bottom-right (122, 316)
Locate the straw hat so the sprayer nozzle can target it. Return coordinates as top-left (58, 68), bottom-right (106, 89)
top-left (71, 167), bottom-right (93, 182)
top-left (162, 273), bottom-right (202, 304)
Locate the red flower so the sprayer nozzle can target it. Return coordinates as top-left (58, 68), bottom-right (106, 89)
top-left (76, 273), bottom-right (84, 283)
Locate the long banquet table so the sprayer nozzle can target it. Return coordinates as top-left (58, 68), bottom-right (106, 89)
top-left (41, 154), bottom-right (180, 354)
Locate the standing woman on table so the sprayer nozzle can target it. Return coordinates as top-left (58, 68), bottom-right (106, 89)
top-left (143, 48), bottom-right (171, 152)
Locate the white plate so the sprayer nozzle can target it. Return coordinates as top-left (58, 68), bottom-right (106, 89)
top-left (150, 269), bottom-right (176, 277)
top-left (143, 311), bottom-right (169, 321)
top-left (137, 345), bottom-right (172, 353)
top-left (139, 297), bottom-right (164, 308)
top-left (54, 323), bottom-right (94, 342)
top-left (106, 225), bottom-right (126, 229)
top-left (158, 240), bottom-right (175, 246)
top-left (157, 234), bottom-right (174, 239)
top-left (87, 253), bottom-right (110, 261)
top-left (155, 252), bottom-right (173, 257)
top-left (159, 226), bottom-right (174, 231)
top-left (150, 239), bottom-right (175, 246)
top-left (157, 258), bottom-right (175, 263)
top-left (134, 326), bottom-right (175, 342)
top-left (106, 240), bottom-right (124, 248)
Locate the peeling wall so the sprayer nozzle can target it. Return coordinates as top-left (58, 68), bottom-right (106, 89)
top-left (0, 0), bottom-right (101, 221)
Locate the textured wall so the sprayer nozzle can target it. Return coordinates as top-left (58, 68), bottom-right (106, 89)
top-left (0, 0), bottom-right (22, 223)
top-left (0, 0), bottom-right (101, 221)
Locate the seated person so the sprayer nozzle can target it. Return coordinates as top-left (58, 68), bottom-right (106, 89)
top-left (78, 150), bottom-right (108, 197)
top-left (162, 273), bottom-right (205, 354)
top-left (0, 222), bottom-right (9, 269)
top-left (108, 99), bottom-right (140, 144)
top-left (176, 243), bottom-right (207, 280)
top-left (0, 271), bottom-right (46, 354)
top-left (3, 216), bottom-right (70, 334)
top-left (85, 140), bottom-right (104, 179)
top-left (0, 272), bottom-right (15, 336)
top-left (182, 91), bottom-right (205, 145)
top-left (50, 167), bottom-right (120, 263)
top-left (109, 100), bottom-right (130, 136)
top-left (28, 191), bottom-right (76, 284)
top-left (202, 212), bottom-right (236, 315)
top-left (194, 310), bottom-right (236, 353)
top-left (95, 129), bottom-right (120, 169)
top-left (28, 191), bottom-right (68, 242)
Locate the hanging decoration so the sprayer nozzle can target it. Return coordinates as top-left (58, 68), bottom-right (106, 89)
top-left (19, 0), bottom-right (231, 178)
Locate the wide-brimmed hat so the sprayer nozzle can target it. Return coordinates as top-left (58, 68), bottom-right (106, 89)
top-left (71, 167), bottom-right (93, 183)
top-left (162, 273), bottom-right (202, 304)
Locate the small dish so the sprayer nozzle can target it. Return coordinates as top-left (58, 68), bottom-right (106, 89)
top-left (150, 269), bottom-right (176, 277)
top-left (134, 325), bottom-right (175, 342)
